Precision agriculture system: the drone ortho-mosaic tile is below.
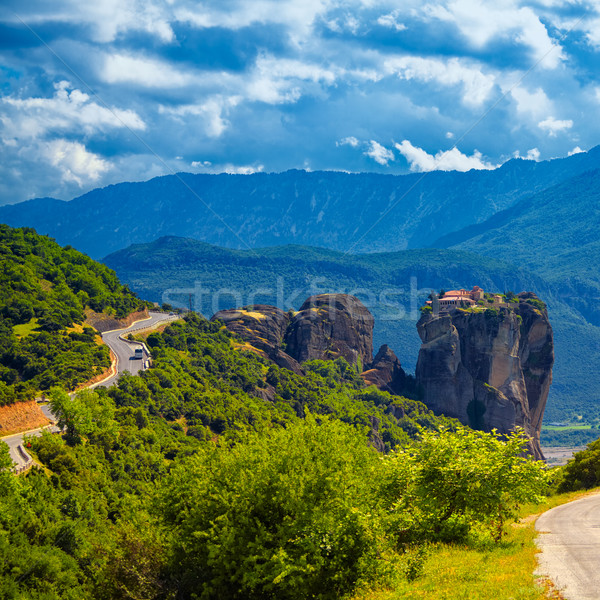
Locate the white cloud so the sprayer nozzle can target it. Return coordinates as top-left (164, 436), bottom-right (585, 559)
top-left (337, 136), bottom-right (360, 147)
top-left (365, 140), bottom-right (395, 165)
top-left (423, 0), bottom-right (564, 69)
top-left (44, 139), bottom-right (110, 186)
top-left (586, 22), bottom-right (600, 49)
top-left (324, 13), bottom-right (362, 34)
top-left (190, 161), bottom-right (265, 175)
top-left (514, 148), bottom-right (541, 161)
top-left (377, 11), bottom-right (407, 31)
top-left (384, 55), bottom-right (496, 106)
top-left (395, 140), bottom-right (498, 171)
top-left (82, 0), bottom-right (174, 43)
top-left (538, 116), bottom-right (573, 136)
top-left (510, 85), bottom-right (551, 118)
top-left (1, 81), bottom-right (145, 139)
top-left (568, 146), bottom-right (584, 156)
top-left (160, 96), bottom-right (241, 137)
top-left (9, 0), bottom-right (174, 43)
top-left (102, 53), bottom-right (193, 87)
top-left (246, 55), bottom-right (339, 104)
top-left (175, 0), bottom-right (332, 44)
top-left (558, 16), bottom-right (600, 51)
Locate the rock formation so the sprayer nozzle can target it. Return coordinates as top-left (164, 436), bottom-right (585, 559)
top-left (415, 292), bottom-right (553, 459)
top-left (361, 345), bottom-right (406, 395)
top-left (284, 294), bottom-right (374, 368)
top-left (210, 305), bottom-right (303, 375)
top-left (212, 294), bottom-right (407, 394)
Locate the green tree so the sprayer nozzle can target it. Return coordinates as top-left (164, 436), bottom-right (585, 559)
top-left (159, 416), bottom-right (387, 600)
top-left (49, 388), bottom-right (117, 446)
top-left (380, 426), bottom-right (548, 543)
top-left (556, 437), bottom-right (600, 491)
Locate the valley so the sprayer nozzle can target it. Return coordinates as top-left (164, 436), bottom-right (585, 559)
top-left (103, 235), bottom-right (596, 429)
top-left (5, 2), bottom-right (600, 597)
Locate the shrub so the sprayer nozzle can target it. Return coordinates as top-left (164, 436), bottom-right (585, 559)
top-left (556, 437), bottom-right (600, 491)
top-left (379, 427), bottom-right (549, 544)
top-left (159, 416), bottom-right (387, 600)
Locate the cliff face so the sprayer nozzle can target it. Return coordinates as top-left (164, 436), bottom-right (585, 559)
top-left (212, 294), bottom-right (404, 391)
top-left (85, 308), bottom-right (150, 333)
top-left (415, 292), bottom-right (553, 459)
top-left (285, 294), bottom-right (374, 368)
top-left (361, 345), bottom-right (407, 395)
top-left (210, 305), bottom-right (303, 375)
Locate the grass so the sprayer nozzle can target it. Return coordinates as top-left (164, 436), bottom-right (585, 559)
top-left (238, 309), bottom-right (267, 320)
top-left (12, 318), bottom-right (40, 338)
top-left (352, 489), bottom-right (599, 600)
top-left (65, 323), bottom-right (85, 335)
top-left (543, 425), bottom-right (592, 431)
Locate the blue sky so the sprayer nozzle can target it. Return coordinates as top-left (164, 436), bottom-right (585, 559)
top-left (0, 0), bottom-right (599, 205)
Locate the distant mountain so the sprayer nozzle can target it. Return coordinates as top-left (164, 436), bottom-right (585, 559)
top-left (2, 147), bottom-right (600, 258)
top-left (102, 236), bottom-right (593, 422)
top-left (437, 169), bottom-right (600, 320)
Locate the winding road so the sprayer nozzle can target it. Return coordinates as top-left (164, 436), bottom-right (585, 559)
top-left (536, 492), bottom-right (600, 599)
top-left (99, 311), bottom-right (180, 388)
top-left (2, 311), bottom-right (181, 469)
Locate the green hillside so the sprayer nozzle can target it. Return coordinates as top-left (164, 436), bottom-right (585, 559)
top-left (0, 310), bottom-right (548, 600)
top-left (431, 170), bottom-right (600, 423)
top-left (0, 225), bottom-right (146, 403)
top-left (104, 236), bottom-right (592, 423)
top-left (442, 169), bottom-right (600, 322)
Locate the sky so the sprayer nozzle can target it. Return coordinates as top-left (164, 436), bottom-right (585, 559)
top-left (1, 0), bottom-right (599, 205)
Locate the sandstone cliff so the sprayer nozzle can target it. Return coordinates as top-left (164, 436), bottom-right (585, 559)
top-left (415, 292), bottom-right (553, 459)
top-left (210, 305), bottom-right (303, 375)
top-left (285, 294), bottom-right (374, 368)
top-left (212, 294), bottom-right (404, 392)
top-left (361, 345), bottom-right (407, 395)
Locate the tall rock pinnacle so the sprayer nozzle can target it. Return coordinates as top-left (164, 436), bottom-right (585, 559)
top-left (415, 291), bottom-right (553, 459)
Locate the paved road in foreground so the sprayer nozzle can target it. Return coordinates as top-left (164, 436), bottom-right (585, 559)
top-left (536, 492), bottom-right (600, 599)
top-left (1, 311), bottom-right (181, 468)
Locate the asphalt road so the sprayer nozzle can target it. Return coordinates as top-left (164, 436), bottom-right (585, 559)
top-left (99, 311), bottom-right (179, 388)
top-left (536, 492), bottom-right (600, 599)
top-left (1, 311), bottom-right (180, 468)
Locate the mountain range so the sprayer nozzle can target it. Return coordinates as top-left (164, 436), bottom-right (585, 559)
top-left (2, 148), bottom-right (600, 422)
top-left (1, 146), bottom-right (600, 259)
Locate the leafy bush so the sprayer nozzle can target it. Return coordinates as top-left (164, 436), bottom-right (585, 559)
top-left (525, 298), bottom-right (546, 311)
top-left (556, 437), bottom-right (600, 491)
top-left (158, 421), bottom-right (548, 599)
top-left (159, 416), bottom-right (387, 600)
top-left (379, 427), bottom-right (549, 544)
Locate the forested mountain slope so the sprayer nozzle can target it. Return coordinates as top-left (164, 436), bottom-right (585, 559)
top-left (103, 236), bottom-right (594, 422)
top-left (1, 146), bottom-right (599, 258)
top-left (438, 169), bottom-right (600, 326)
top-left (0, 225), bottom-right (146, 404)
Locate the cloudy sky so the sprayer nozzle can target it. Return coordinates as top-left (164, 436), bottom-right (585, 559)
top-left (0, 0), bottom-right (598, 205)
